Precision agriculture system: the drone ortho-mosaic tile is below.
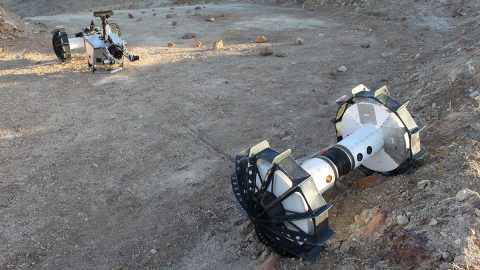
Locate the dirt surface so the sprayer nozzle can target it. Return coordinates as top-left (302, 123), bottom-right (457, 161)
top-left (1, 1), bottom-right (480, 270)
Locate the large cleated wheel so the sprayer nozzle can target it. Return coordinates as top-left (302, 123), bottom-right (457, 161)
top-left (333, 85), bottom-right (427, 176)
top-left (52, 29), bottom-right (71, 63)
top-left (231, 142), bottom-right (335, 260)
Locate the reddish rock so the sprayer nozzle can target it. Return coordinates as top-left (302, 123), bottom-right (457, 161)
top-left (384, 230), bottom-right (431, 269)
top-left (351, 175), bottom-right (381, 190)
top-left (363, 210), bottom-right (387, 236)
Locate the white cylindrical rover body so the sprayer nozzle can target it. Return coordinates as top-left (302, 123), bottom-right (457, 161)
top-left (231, 84), bottom-right (426, 260)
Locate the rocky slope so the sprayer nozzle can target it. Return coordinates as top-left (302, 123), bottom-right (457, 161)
top-left (0, 0), bottom-right (24, 38)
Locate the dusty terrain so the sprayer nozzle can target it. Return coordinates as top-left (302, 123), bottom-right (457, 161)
top-left (1, 0), bottom-right (480, 269)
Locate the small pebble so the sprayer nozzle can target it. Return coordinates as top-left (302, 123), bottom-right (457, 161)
top-left (182, 33), bottom-right (196, 39)
top-left (454, 255), bottom-right (466, 264)
top-left (295, 38), bottom-right (304, 45)
top-left (429, 218), bottom-right (438, 226)
top-left (470, 91), bottom-right (479, 98)
top-left (441, 251), bottom-right (450, 260)
top-left (456, 189), bottom-right (470, 202)
top-left (417, 179), bottom-right (432, 190)
top-left (255, 36), bottom-right (268, 43)
top-left (213, 40), bottom-right (224, 50)
top-left (396, 214), bottom-right (409, 226)
top-left (260, 47), bottom-right (273, 56)
top-left (381, 52), bottom-right (392, 58)
top-left (474, 208), bottom-right (480, 217)
top-left (337, 65), bottom-right (348, 72)
top-left (150, 249), bottom-right (157, 254)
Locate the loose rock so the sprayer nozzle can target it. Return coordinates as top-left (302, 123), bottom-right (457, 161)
top-left (474, 208), bottom-right (480, 217)
top-left (172, 21), bottom-right (177, 26)
top-left (182, 33), bottom-right (196, 39)
top-left (456, 188), bottom-right (474, 202)
top-left (381, 52), bottom-right (393, 58)
top-left (295, 38), bottom-right (304, 45)
top-left (260, 47), bottom-right (273, 56)
top-left (470, 91), bottom-right (479, 98)
top-left (128, 14), bottom-right (134, 19)
top-left (257, 250), bottom-right (270, 263)
top-left (396, 214), bottom-right (409, 226)
top-left (337, 65), bottom-right (348, 72)
top-left (255, 36), bottom-right (268, 43)
top-left (206, 17), bottom-right (215, 22)
top-left (275, 52), bottom-right (286, 57)
top-left (360, 43), bottom-right (370, 48)
top-left (429, 218), bottom-right (438, 226)
top-left (166, 14), bottom-right (176, 19)
top-left (167, 42), bottom-right (176, 48)
top-left (213, 40), bottom-right (224, 50)
top-left (454, 255), bottom-right (466, 264)
top-left (417, 180), bottom-right (432, 190)
top-left (364, 211), bottom-right (386, 236)
top-left (193, 41), bottom-right (203, 48)
top-left (194, 12), bottom-right (201, 17)
top-left (195, 6), bottom-right (202, 10)
top-left (150, 249), bottom-right (157, 254)
top-left (256, 253), bottom-right (279, 270)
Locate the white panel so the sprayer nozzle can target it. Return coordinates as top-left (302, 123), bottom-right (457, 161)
top-left (283, 192), bottom-right (312, 233)
top-left (342, 105), bottom-right (361, 129)
top-left (68, 37), bottom-right (85, 50)
top-left (373, 104), bottom-right (391, 127)
top-left (362, 148), bottom-right (399, 172)
top-left (255, 158), bottom-right (312, 235)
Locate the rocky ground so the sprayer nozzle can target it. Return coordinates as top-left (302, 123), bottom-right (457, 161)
top-left (1, 0), bottom-right (479, 269)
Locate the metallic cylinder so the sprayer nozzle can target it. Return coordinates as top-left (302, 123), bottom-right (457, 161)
top-left (68, 37), bottom-right (85, 50)
top-left (336, 124), bottom-right (384, 169)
